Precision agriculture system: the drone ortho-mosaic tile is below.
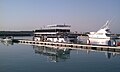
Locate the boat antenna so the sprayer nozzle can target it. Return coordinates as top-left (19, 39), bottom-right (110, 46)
top-left (100, 17), bottom-right (114, 30)
top-left (100, 20), bottom-right (111, 29)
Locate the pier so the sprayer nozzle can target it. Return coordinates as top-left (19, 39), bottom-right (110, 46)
top-left (17, 39), bottom-right (120, 52)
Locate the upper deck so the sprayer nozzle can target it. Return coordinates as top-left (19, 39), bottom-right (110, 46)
top-left (34, 24), bottom-right (71, 33)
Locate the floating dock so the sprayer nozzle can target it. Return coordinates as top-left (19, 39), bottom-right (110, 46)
top-left (16, 39), bottom-right (120, 52)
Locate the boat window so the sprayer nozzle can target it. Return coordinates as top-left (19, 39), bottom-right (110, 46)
top-left (96, 33), bottom-right (103, 35)
top-left (106, 34), bottom-right (111, 36)
top-left (35, 29), bottom-right (70, 32)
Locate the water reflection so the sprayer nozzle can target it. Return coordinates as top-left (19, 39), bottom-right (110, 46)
top-left (0, 39), bottom-right (14, 46)
top-left (105, 52), bottom-right (118, 59)
top-left (0, 39), bottom-right (120, 61)
top-left (32, 45), bottom-right (120, 62)
top-left (33, 46), bottom-right (70, 62)
top-left (79, 48), bottom-right (120, 59)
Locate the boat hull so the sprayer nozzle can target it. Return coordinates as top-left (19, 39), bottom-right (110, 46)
top-left (87, 38), bottom-right (116, 46)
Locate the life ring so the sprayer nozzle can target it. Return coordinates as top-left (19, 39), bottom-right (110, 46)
top-left (112, 40), bottom-right (116, 46)
top-left (87, 39), bottom-right (90, 44)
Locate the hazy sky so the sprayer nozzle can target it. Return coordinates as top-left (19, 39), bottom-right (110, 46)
top-left (0, 0), bottom-right (120, 33)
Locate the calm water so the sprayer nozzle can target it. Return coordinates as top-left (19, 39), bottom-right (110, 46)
top-left (0, 37), bottom-right (120, 72)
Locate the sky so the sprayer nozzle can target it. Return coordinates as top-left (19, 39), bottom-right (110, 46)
top-left (0, 0), bottom-right (120, 33)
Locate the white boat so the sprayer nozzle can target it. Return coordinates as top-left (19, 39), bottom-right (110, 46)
top-left (33, 24), bottom-right (78, 43)
top-left (87, 20), bottom-right (118, 46)
top-left (1, 36), bottom-right (13, 42)
top-left (0, 36), bottom-right (13, 46)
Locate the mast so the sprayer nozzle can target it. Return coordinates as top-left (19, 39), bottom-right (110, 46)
top-left (100, 20), bottom-right (109, 30)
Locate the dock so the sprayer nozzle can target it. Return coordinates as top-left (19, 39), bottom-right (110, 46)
top-left (16, 39), bottom-right (120, 52)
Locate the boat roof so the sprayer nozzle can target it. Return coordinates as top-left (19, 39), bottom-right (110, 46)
top-left (36, 24), bottom-right (71, 30)
top-left (47, 24), bottom-right (71, 27)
